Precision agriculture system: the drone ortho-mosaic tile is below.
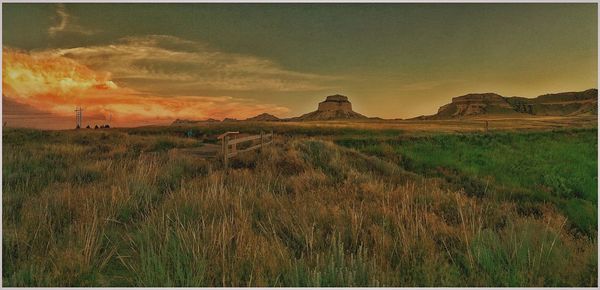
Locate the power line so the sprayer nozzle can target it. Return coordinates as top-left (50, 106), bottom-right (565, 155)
top-left (3, 116), bottom-right (70, 119)
top-left (3, 115), bottom-right (107, 120)
top-left (2, 112), bottom-right (57, 115)
top-left (75, 107), bottom-right (83, 129)
top-left (3, 107), bottom-right (113, 128)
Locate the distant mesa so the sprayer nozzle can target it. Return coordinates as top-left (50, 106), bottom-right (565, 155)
top-left (245, 113), bottom-right (281, 121)
top-left (319, 94), bottom-right (351, 111)
top-left (292, 94), bottom-right (368, 121)
top-left (430, 89), bottom-right (597, 119)
top-left (435, 93), bottom-right (515, 118)
top-left (507, 89), bottom-right (598, 116)
top-left (171, 89), bottom-right (597, 126)
top-left (171, 94), bottom-right (367, 125)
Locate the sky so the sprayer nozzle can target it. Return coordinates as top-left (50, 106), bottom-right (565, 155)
top-left (2, 3), bottom-right (598, 128)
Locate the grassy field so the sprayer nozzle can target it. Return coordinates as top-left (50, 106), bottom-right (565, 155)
top-left (2, 121), bottom-right (598, 286)
top-left (336, 129), bottom-right (598, 236)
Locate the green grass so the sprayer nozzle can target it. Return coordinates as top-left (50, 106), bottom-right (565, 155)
top-left (2, 127), bottom-right (598, 287)
top-left (336, 129), bottom-right (598, 236)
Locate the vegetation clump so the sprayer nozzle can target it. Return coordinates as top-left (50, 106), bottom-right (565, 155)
top-left (2, 126), bottom-right (597, 287)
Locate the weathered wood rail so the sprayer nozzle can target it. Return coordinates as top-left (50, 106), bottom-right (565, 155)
top-left (218, 131), bottom-right (274, 168)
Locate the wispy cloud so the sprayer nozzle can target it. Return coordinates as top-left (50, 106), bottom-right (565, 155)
top-left (48, 4), bottom-right (96, 37)
top-left (3, 49), bottom-right (291, 127)
top-left (3, 34), bottom-right (340, 127)
top-left (51, 35), bottom-right (340, 93)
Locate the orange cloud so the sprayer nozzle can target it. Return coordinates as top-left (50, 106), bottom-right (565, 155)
top-left (2, 49), bottom-right (290, 128)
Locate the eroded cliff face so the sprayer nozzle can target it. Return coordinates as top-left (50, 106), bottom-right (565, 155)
top-left (432, 89), bottom-right (597, 119)
top-left (436, 93), bottom-right (515, 117)
top-left (294, 94), bottom-right (367, 120)
top-left (317, 95), bottom-right (353, 112)
top-left (506, 89), bottom-right (598, 116)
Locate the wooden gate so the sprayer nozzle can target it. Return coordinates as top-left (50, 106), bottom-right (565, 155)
top-left (217, 131), bottom-right (274, 168)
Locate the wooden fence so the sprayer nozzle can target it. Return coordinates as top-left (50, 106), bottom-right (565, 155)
top-left (217, 131), bottom-right (274, 168)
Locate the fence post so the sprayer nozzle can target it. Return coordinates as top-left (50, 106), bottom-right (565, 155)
top-left (223, 135), bottom-right (229, 169)
top-left (260, 131), bottom-right (264, 151)
top-left (232, 134), bottom-right (237, 154)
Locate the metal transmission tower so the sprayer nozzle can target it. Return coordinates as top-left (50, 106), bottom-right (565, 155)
top-left (75, 107), bottom-right (84, 129)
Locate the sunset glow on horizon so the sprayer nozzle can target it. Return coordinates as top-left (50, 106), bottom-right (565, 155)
top-left (2, 3), bottom-right (597, 129)
top-left (3, 48), bottom-right (291, 128)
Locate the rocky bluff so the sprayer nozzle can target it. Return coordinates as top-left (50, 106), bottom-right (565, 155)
top-left (294, 94), bottom-right (368, 120)
top-left (431, 89), bottom-right (597, 119)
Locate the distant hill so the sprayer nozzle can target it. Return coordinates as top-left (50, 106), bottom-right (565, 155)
top-left (290, 94), bottom-right (368, 121)
top-left (245, 113), bottom-right (281, 121)
top-left (170, 89), bottom-right (597, 125)
top-left (429, 89), bottom-right (597, 119)
top-left (171, 95), bottom-right (369, 123)
top-left (171, 118), bottom-right (220, 125)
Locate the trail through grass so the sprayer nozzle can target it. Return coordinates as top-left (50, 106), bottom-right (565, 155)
top-left (2, 127), bottom-right (597, 286)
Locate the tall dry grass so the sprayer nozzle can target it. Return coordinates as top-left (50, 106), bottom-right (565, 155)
top-left (2, 128), bottom-right (597, 286)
